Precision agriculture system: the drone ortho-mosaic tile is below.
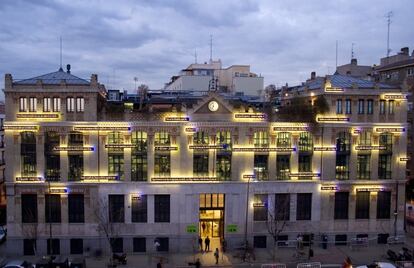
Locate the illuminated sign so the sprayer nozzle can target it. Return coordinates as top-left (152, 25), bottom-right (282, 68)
top-left (164, 116), bottom-right (189, 122)
top-left (4, 125), bottom-right (38, 131)
top-left (154, 146), bottom-right (178, 151)
top-left (314, 146), bottom-right (336, 151)
top-left (321, 186), bottom-right (339, 191)
top-left (353, 129), bottom-right (362, 135)
top-left (355, 145), bottom-right (386, 150)
top-left (131, 195), bottom-right (142, 201)
top-left (74, 126), bottom-right (131, 131)
top-left (400, 157), bottom-right (410, 161)
top-left (151, 177), bottom-right (219, 182)
top-left (289, 172), bottom-right (321, 178)
top-left (273, 126), bottom-right (309, 132)
top-left (325, 87), bottom-right (344, 92)
top-left (317, 117), bottom-right (350, 122)
top-left (253, 202), bottom-right (267, 207)
top-left (356, 187), bottom-right (386, 192)
top-left (49, 188), bottom-right (68, 194)
top-left (234, 113), bottom-right (266, 119)
top-left (233, 147), bottom-right (296, 152)
top-left (16, 176), bottom-right (43, 182)
top-left (375, 127), bottom-right (405, 133)
top-left (16, 113), bottom-right (59, 119)
top-left (53, 146), bottom-right (94, 152)
top-left (185, 127), bottom-right (197, 133)
top-left (243, 174), bottom-right (256, 179)
top-left (383, 94), bottom-right (407, 100)
top-left (81, 176), bottom-right (118, 181)
top-left (105, 144), bottom-right (136, 148)
top-left (189, 145), bottom-right (223, 150)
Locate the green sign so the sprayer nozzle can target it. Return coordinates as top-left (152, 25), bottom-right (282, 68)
top-left (186, 224), bottom-right (197, 233)
top-left (226, 224), bottom-right (238, 233)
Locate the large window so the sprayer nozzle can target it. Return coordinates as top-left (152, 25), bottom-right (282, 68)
top-left (336, 99), bottom-right (343, 114)
top-left (132, 155), bottom-right (147, 181)
top-left (367, 99), bottom-right (373, 114)
top-left (357, 155), bottom-right (371, 180)
top-left (154, 131), bottom-right (170, 145)
top-left (216, 131), bottom-right (232, 150)
top-left (108, 131), bottom-right (123, 144)
top-left (254, 131), bottom-right (268, 147)
top-left (108, 154), bottom-right (124, 180)
top-left (154, 154), bottom-right (170, 177)
top-left (19, 97), bottom-right (27, 112)
top-left (69, 155), bottom-right (83, 181)
top-left (47, 239), bottom-right (60, 255)
top-left (296, 193), bottom-right (312, 220)
top-left (345, 99), bottom-right (352, 114)
top-left (378, 154), bottom-right (392, 180)
top-left (253, 194), bottom-right (268, 221)
top-left (388, 100), bottom-right (395, 115)
top-left (132, 195), bottom-right (147, 223)
top-left (377, 191), bottom-right (391, 219)
top-left (336, 132), bottom-right (351, 180)
top-left (23, 239), bottom-right (36, 256)
top-left (45, 131), bottom-right (60, 181)
top-left (70, 239), bottom-right (83, 255)
top-left (193, 131), bottom-right (209, 145)
top-left (199, 194), bottom-right (225, 209)
top-left (193, 154), bottom-right (209, 176)
top-left (298, 132), bottom-right (313, 152)
top-left (109, 195), bottom-right (124, 223)
top-left (276, 132), bottom-right (291, 148)
top-left (69, 131), bottom-right (83, 146)
top-left (68, 194), bottom-right (84, 223)
top-left (21, 132), bottom-right (36, 176)
top-left (132, 131), bottom-right (147, 151)
top-left (358, 99), bottom-right (364, 114)
top-left (275, 193), bottom-right (290, 221)
top-left (133, 237), bottom-right (146, 252)
top-left (216, 154), bottom-right (231, 180)
top-left (254, 154), bottom-right (268, 180)
top-left (110, 238), bottom-right (123, 253)
top-left (53, 97), bottom-right (61, 112)
top-left (45, 194), bottom-right (61, 223)
top-left (43, 97), bottom-right (51, 112)
top-left (29, 97), bottom-right (37, 112)
top-left (298, 155), bottom-right (312, 174)
top-left (154, 195), bottom-right (170, 222)
top-left (334, 192), bottom-right (349, 220)
top-left (355, 192), bottom-right (370, 219)
top-left (359, 131), bottom-right (371, 146)
top-left (66, 97), bottom-right (75, 112)
top-left (379, 133), bottom-right (393, 152)
top-left (276, 155), bottom-right (290, 180)
top-left (21, 194), bottom-right (37, 223)
top-left (76, 97), bottom-right (84, 112)
top-left (379, 100), bottom-right (386, 115)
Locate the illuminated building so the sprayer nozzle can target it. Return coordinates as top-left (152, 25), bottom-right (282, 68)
top-left (3, 66), bottom-right (408, 256)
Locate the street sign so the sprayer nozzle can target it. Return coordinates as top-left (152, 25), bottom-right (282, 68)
top-left (226, 224), bottom-right (238, 233)
top-left (186, 225), bottom-right (197, 234)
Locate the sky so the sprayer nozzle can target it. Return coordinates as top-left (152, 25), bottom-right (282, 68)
top-left (0, 0), bottom-right (413, 95)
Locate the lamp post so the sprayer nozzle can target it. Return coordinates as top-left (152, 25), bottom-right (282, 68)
top-left (47, 180), bottom-right (53, 257)
top-left (244, 176), bottom-right (251, 247)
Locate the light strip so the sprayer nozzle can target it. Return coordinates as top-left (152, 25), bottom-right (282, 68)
top-left (4, 125), bottom-right (38, 131)
top-left (189, 145), bottom-right (223, 149)
top-left (16, 113), bottom-right (60, 119)
top-left (355, 145), bottom-right (386, 150)
top-left (53, 146), bottom-right (94, 152)
top-left (234, 113), bottom-right (266, 119)
top-left (154, 146), bottom-right (178, 151)
top-left (74, 126), bottom-right (131, 131)
top-left (233, 147), bottom-right (296, 152)
top-left (375, 127), bottom-right (405, 133)
top-left (151, 177), bottom-right (219, 182)
top-left (164, 116), bottom-right (189, 122)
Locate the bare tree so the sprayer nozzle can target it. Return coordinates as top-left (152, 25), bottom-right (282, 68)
top-left (266, 195), bottom-right (289, 261)
top-left (20, 209), bottom-right (40, 255)
top-left (93, 197), bottom-right (123, 267)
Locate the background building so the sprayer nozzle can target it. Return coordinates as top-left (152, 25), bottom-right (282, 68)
top-left (0, 102), bottom-right (5, 225)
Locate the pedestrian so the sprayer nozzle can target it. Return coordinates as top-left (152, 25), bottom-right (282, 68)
top-left (342, 256), bottom-right (352, 268)
top-left (214, 248), bottom-right (219, 264)
top-left (308, 247), bottom-right (314, 260)
top-left (205, 236), bottom-right (210, 252)
top-left (221, 238), bottom-right (227, 253)
top-left (198, 236), bottom-right (203, 252)
top-left (157, 262), bottom-right (162, 268)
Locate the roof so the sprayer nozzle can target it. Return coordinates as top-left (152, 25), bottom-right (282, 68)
top-left (376, 58), bottom-right (414, 71)
top-left (299, 74), bottom-right (394, 90)
top-left (14, 68), bottom-right (90, 85)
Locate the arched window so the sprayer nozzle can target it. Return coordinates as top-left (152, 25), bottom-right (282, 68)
top-left (21, 131), bottom-right (36, 176)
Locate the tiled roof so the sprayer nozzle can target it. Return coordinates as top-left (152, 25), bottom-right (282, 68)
top-left (14, 68), bottom-right (90, 85)
top-left (375, 58), bottom-right (414, 71)
top-left (298, 74), bottom-right (394, 90)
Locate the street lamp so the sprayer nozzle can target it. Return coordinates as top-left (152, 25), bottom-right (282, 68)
top-left (244, 175), bottom-right (256, 249)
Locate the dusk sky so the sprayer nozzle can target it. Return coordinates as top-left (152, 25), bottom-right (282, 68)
top-left (1, 0), bottom-right (413, 94)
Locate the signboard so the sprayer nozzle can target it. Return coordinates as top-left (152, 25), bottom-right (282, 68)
top-left (375, 127), bottom-right (405, 133)
top-left (185, 127), bottom-right (197, 133)
top-left (233, 147), bottom-right (296, 152)
top-left (243, 174), bottom-right (256, 179)
top-left (151, 177), bottom-right (219, 182)
top-left (273, 126), bottom-right (309, 132)
top-left (74, 126), bottom-right (131, 131)
top-left (400, 157), bottom-right (410, 161)
top-left (317, 117), bottom-right (349, 122)
top-left (383, 94), bottom-right (407, 100)
top-left (16, 113), bottom-right (59, 119)
top-left (105, 144), bottom-right (136, 148)
top-left (164, 116), bottom-right (189, 122)
top-left (226, 224), bottom-right (238, 233)
top-left (81, 176), bottom-right (118, 181)
top-left (355, 145), bottom-right (386, 150)
top-left (53, 146), bottom-right (94, 152)
top-left (49, 188), bottom-right (68, 194)
top-left (313, 146), bottom-right (336, 151)
top-left (154, 146), bottom-right (178, 151)
top-left (4, 125), bottom-right (38, 131)
top-left (186, 225), bottom-right (197, 234)
top-left (289, 172), bottom-right (320, 178)
top-left (356, 187), bottom-right (386, 192)
top-left (189, 145), bottom-right (223, 150)
top-left (320, 186), bottom-right (339, 191)
top-left (16, 176), bottom-right (43, 182)
top-left (325, 87), bottom-right (344, 92)
top-left (234, 113), bottom-right (266, 120)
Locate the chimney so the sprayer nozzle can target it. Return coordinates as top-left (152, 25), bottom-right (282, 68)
top-left (351, 58), bottom-right (358, 65)
top-left (4, 74), bottom-right (12, 90)
top-left (311, 72), bottom-right (316, 80)
top-left (90, 74), bottom-right (98, 87)
top-left (401, 47), bottom-right (409, 55)
top-left (66, 64), bottom-right (71, 74)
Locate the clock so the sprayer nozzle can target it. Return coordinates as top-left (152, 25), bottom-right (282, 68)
top-left (208, 101), bottom-right (219, 112)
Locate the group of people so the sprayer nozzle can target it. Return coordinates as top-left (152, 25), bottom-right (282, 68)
top-left (198, 236), bottom-right (221, 264)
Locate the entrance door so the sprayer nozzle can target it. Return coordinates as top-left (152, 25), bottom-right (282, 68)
top-left (199, 194), bottom-right (225, 240)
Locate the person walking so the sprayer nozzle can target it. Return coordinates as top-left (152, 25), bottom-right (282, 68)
top-left (198, 236), bottom-right (203, 252)
top-left (214, 248), bottom-right (219, 264)
top-left (205, 236), bottom-right (210, 252)
top-left (157, 262), bottom-right (162, 268)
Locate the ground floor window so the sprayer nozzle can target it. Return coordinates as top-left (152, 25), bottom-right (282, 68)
top-left (111, 238), bottom-right (123, 253)
top-left (276, 235), bottom-right (289, 247)
top-left (23, 239), bottom-right (36, 255)
top-left (253, 236), bottom-right (267, 248)
top-left (155, 237), bottom-right (169, 252)
top-left (70, 238), bottom-right (83, 255)
top-left (47, 238), bottom-right (60, 255)
top-left (133, 237), bottom-right (146, 252)
top-left (335, 234), bottom-right (347, 246)
top-left (377, 233), bottom-right (389, 244)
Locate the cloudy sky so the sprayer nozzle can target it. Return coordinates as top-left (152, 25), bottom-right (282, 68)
top-left (1, 0), bottom-right (413, 95)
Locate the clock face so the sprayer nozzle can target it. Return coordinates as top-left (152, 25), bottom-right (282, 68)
top-left (208, 101), bottom-right (219, 112)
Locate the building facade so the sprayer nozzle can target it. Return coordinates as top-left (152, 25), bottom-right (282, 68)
top-left (4, 68), bottom-right (408, 256)
top-left (0, 103), bottom-right (5, 225)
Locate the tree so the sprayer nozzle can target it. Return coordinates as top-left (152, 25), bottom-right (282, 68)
top-left (266, 196), bottom-right (289, 261)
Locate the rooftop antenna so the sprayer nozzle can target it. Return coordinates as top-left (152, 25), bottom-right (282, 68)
top-left (134, 77), bottom-right (138, 91)
top-left (335, 40), bottom-right (338, 68)
top-left (351, 42), bottom-right (355, 60)
top-left (386, 11), bottom-right (393, 57)
top-left (59, 36), bottom-right (63, 71)
top-left (195, 48), bottom-right (198, 64)
top-left (209, 34), bottom-right (213, 63)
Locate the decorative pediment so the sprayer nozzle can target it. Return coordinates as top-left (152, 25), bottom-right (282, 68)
top-left (189, 92), bottom-right (233, 116)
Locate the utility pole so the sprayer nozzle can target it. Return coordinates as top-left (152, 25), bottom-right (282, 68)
top-left (386, 11), bottom-right (393, 58)
top-left (209, 35), bottom-right (213, 63)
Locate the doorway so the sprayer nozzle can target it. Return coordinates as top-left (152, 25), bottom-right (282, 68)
top-left (199, 194), bottom-right (225, 241)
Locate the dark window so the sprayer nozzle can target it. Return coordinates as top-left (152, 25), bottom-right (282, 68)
top-left (254, 154), bottom-right (268, 180)
top-left (379, 133), bottom-right (393, 152)
top-left (336, 155), bottom-right (349, 180)
top-left (345, 99), bottom-right (352, 114)
top-left (276, 235), bottom-right (288, 247)
top-left (367, 99), bottom-right (373, 114)
top-left (296, 193), bottom-right (312, 220)
top-left (108, 154), bottom-right (124, 180)
top-left (334, 192), bottom-right (349, 219)
top-left (276, 155), bottom-right (290, 180)
top-left (254, 236), bottom-right (267, 248)
top-left (21, 194), bottom-right (37, 223)
top-left (388, 100), bottom-right (395, 115)
top-left (298, 155), bottom-right (312, 175)
top-left (355, 192), bottom-right (370, 219)
top-left (193, 154), bottom-right (209, 176)
top-left (336, 99), bottom-right (342, 114)
top-left (70, 239), bottom-right (83, 254)
top-left (23, 239), bottom-right (36, 255)
top-left (45, 132), bottom-right (60, 181)
top-left (68, 194), bottom-right (84, 223)
top-left (47, 239), bottom-right (60, 255)
top-left (110, 238), bottom-right (123, 253)
top-left (253, 194), bottom-right (268, 221)
top-left (68, 154), bottom-right (83, 181)
top-left (154, 154), bottom-right (170, 177)
top-left (377, 191), bottom-right (391, 219)
top-left (155, 237), bottom-right (169, 252)
top-left (21, 131), bottom-right (36, 176)
top-left (68, 132), bottom-right (83, 146)
top-left (154, 195), bottom-right (170, 222)
top-left (193, 131), bottom-right (209, 145)
top-left (378, 154), bottom-right (392, 180)
top-left (335, 234), bottom-right (347, 246)
top-left (336, 132), bottom-right (351, 152)
top-left (377, 233), bottom-right (389, 244)
top-left (358, 99), bottom-right (364, 114)
top-left (131, 154), bottom-right (147, 181)
top-left (132, 195), bottom-right (147, 223)
top-left (275, 194), bottom-right (290, 221)
top-left (216, 154), bottom-right (231, 180)
top-left (379, 100), bottom-right (386, 115)
top-left (357, 155), bottom-right (371, 180)
top-left (133, 237), bottom-right (146, 252)
top-left (45, 194), bottom-right (61, 223)
top-left (109, 195), bottom-right (125, 223)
